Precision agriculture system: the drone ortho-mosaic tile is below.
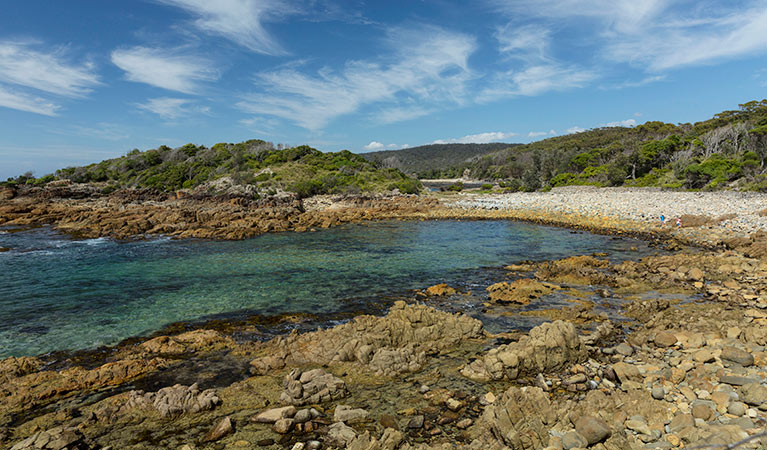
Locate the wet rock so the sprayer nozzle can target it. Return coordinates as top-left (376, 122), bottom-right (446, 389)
top-left (294, 409), bottom-right (312, 423)
top-left (720, 347), bottom-right (754, 366)
top-left (273, 418), bottom-right (294, 434)
top-left (280, 368), bottom-right (348, 406)
top-left (256, 439), bottom-right (275, 446)
top-left (202, 416), bottom-right (234, 443)
top-left (327, 422), bottom-right (357, 447)
top-left (10, 426), bottom-right (89, 450)
top-left (461, 320), bottom-right (584, 381)
top-left (425, 283), bottom-right (457, 296)
top-left (486, 279), bottom-right (560, 304)
top-left (333, 405), bottom-right (369, 424)
top-left (456, 418), bottom-right (472, 429)
top-left (252, 406), bottom-right (297, 423)
top-left (250, 302), bottom-right (484, 377)
top-left (574, 416), bottom-right (611, 445)
top-left (379, 414), bottom-right (399, 430)
top-left (407, 415), bottom-right (424, 429)
top-left (124, 383), bottom-right (220, 417)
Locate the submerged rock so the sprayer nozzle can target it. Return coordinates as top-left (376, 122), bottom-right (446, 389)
top-left (486, 279), bottom-right (560, 304)
top-left (201, 416), bottom-right (234, 443)
top-left (424, 283), bottom-right (457, 296)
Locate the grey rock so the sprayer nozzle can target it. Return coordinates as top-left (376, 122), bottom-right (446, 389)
top-left (333, 405), bottom-right (369, 424)
top-left (615, 343), bottom-right (634, 356)
top-left (10, 427), bottom-right (89, 450)
top-left (652, 387), bottom-right (665, 400)
top-left (407, 415), bottom-right (424, 429)
top-left (740, 383), bottom-right (767, 406)
top-left (574, 416), bottom-right (611, 445)
top-left (721, 347), bottom-right (754, 367)
top-left (294, 409), bottom-right (312, 423)
top-left (306, 441), bottom-right (322, 450)
top-left (625, 419), bottom-right (651, 435)
top-left (720, 375), bottom-right (759, 386)
top-left (327, 422), bottom-right (357, 447)
top-left (124, 383), bottom-right (220, 418)
top-left (728, 401), bottom-right (747, 416)
top-left (252, 406), bottom-right (297, 423)
top-left (281, 369), bottom-right (348, 406)
top-left (562, 431), bottom-right (588, 449)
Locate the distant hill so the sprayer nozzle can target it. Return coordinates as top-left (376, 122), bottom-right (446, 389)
top-left (3, 140), bottom-right (421, 198)
top-left (461, 100), bottom-right (767, 192)
top-left (361, 143), bottom-right (517, 178)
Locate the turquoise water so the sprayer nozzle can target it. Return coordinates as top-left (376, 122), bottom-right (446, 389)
top-left (0, 220), bottom-right (653, 358)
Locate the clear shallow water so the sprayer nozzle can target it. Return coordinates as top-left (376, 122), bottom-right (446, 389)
top-left (0, 220), bottom-right (654, 358)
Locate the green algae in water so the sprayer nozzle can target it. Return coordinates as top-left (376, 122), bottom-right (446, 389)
top-left (0, 220), bottom-right (654, 357)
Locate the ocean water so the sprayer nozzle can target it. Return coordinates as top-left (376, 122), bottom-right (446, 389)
top-left (0, 220), bottom-right (654, 358)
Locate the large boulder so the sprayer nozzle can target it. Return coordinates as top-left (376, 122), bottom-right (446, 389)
top-left (10, 426), bottom-right (90, 450)
top-left (461, 320), bottom-right (585, 381)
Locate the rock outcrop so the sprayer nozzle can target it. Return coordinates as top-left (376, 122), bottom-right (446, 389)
top-left (250, 301), bottom-right (484, 377)
top-left (279, 368), bottom-right (348, 406)
top-left (123, 383), bottom-right (220, 417)
top-left (461, 320), bottom-right (585, 381)
top-left (10, 427), bottom-right (90, 450)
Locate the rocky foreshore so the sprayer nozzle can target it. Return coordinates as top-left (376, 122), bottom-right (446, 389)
top-left (3, 185), bottom-right (767, 449)
top-left (3, 242), bottom-right (767, 449)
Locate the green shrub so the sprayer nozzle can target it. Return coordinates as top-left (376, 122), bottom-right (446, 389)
top-left (446, 182), bottom-right (464, 191)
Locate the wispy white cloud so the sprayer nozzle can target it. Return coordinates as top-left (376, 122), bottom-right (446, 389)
top-left (375, 105), bottom-right (435, 125)
top-left (363, 141), bottom-right (385, 150)
top-left (528, 130), bottom-right (556, 138)
top-left (479, 64), bottom-right (595, 102)
top-left (495, 24), bottom-right (551, 62)
top-left (432, 131), bottom-right (517, 144)
top-left (602, 118), bottom-right (636, 127)
top-left (0, 86), bottom-right (59, 116)
top-left (0, 40), bottom-right (100, 97)
top-left (606, 75), bottom-right (666, 89)
top-left (0, 40), bottom-right (99, 115)
top-left (156, 0), bottom-right (296, 55)
top-left (111, 47), bottom-right (218, 93)
top-left (566, 126), bottom-right (586, 134)
top-left (136, 97), bottom-right (209, 119)
top-left (492, 0), bottom-right (767, 72)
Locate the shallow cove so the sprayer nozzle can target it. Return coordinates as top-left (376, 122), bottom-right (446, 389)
top-left (0, 219), bottom-right (656, 358)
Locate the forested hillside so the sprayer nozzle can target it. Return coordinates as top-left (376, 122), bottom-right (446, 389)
top-left (462, 100), bottom-right (767, 191)
top-left (4, 140), bottom-right (421, 198)
top-left (362, 143), bottom-right (516, 178)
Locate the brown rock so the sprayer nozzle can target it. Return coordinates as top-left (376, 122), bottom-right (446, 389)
top-left (379, 414), bottom-right (399, 430)
top-left (425, 283), bottom-right (457, 296)
top-left (272, 418), bottom-right (294, 434)
top-left (720, 347), bottom-right (754, 366)
top-left (202, 416), bottom-right (234, 443)
top-left (692, 404), bottom-right (712, 421)
top-left (486, 279), bottom-right (559, 304)
top-left (574, 416), bottom-right (611, 445)
top-left (654, 331), bottom-right (677, 347)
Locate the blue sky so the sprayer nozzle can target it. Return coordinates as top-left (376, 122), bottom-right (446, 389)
top-left (1, 0), bottom-right (767, 179)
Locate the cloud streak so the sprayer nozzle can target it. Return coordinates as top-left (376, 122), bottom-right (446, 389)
top-left (0, 85), bottom-right (59, 116)
top-left (157, 0), bottom-right (296, 55)
top-left (111, 47), bottom-right (218, 93)
top-left (432, 131), bottom-right (517, 144)
top-left (136, 97), bottom-right (209, 119)
top-left (237, 26), bottom-right (476, 130)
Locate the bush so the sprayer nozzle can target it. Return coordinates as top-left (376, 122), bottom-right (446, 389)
top-left (446, 182), bottom-right (464, 191)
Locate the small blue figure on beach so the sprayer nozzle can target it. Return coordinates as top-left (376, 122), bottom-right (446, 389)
top-left (660, 215), bottom-right (665, 225)
top-left (676, 217), bottom-right (682, 228)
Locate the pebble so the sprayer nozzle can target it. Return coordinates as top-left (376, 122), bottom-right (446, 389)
top-left (652, 387), bottom-right (665, 400)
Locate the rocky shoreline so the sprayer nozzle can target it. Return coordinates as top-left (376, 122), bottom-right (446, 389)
top-left (2, 186), bottom-right (767, 449)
